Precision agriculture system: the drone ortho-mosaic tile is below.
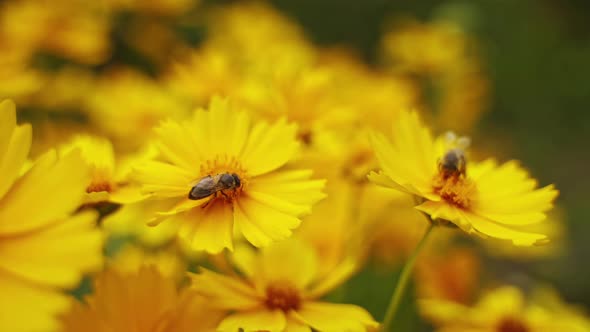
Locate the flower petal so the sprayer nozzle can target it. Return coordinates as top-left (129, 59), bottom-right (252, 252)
top-left (134, 160), bottom-right (195, 198)
top-left (234, 194), bottom-right (302, 248)
top-left (285, 315), bottom-right (312, 332)
top-left (218, 309), bottom-right (287, 332)
top-left (0, 211), bottom-right (103, 288)
top-left (240, 118), bottom-right (299, 176)
top-left (0, 123), bottom-right (31, 200)
top-left (0, 150), bottom-right (89, 235)
top-left (472, 160), bottom-right (558, 226)
top-left (189, 268), bottom-right (261, 311)
top-left (295, 301), bottom-right (378, 332)
top-left (255, 239), bottom-right (318, 291)
top-left (178, 201), bottom-right (234, 253)
top-left (247, 169), bottom-right (326, 216)
top-left (0, 271), bottom-right (69, 332)
top-left (368, 110), bottom-right (437, 197)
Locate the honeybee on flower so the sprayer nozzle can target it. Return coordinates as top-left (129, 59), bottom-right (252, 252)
top-left (369, 109), bottom-right (558, 246)
top-left (134, 96), bottom-right (326, 254)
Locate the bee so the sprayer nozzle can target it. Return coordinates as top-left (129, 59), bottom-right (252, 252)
top-left (439, 132), bottom-right (470, 178)
top-left (440, 148), bottom-right (467, 178)
top-left (188, 173), bottom-right (241, 200)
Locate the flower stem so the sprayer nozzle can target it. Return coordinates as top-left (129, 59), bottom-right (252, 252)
top-left (381, 222), bottom-right (435, 331)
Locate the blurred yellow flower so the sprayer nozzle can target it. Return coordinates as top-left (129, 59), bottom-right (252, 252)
top-left (190, 238), bottom-right (378, 332)
top-left (416, 247), bottom-right (480, 304)
top-left (0, 100), bottom-right (103, 332)
top-left (61, 266), bottom-right (223, 332)
top-left (108, 244), bottom-right (186, 281)
top-left (369, 110), bottom-right (558, 246)
top-left (2, 0), bottom-right (111, 64)
top-left (135, 97), bottom-right (325, 253)
top-left (87, 70), bottom-right (189, 151)
top-left (60, 135), bottom-right (145, 204)
top-left (420, 286), bottom-right (590, 332)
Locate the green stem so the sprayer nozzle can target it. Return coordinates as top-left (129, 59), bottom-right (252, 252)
top-left (381, 222), bottom-right (435, 331)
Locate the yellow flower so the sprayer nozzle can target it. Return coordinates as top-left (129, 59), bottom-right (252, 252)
top-left (190, 238), bottom-right (378, 332)
top-left (135, 97), bottom-right (325, 253)
top-left (61, 266), bottom-right (224, 332)
top-left (108, 244), bottom-right (186, 281)
top-left (415, 247), bottom-right (480, 305)
top-left (60, 135), bottom-right (145, 204)
top-left (369, 110), bottom-right (558, 246)
top-left (420, 286), bottom-right (590, 332)
top-left (86, 69), bottom-right (189, 151)
top-left (0, 100), bottom-right (103, 332)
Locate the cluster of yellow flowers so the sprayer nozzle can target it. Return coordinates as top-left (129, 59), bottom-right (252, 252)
top-left (1, 1), bottom-right (587, 332)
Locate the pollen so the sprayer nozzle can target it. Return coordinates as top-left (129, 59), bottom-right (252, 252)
top-left (432, 172), bottom-right (476, 209)
top-left (264, 281), bottom-right (301, 312)
top-left (86, 173), bottom-right (115, 193)
top-left (200, 155), bottom-right (247, 183)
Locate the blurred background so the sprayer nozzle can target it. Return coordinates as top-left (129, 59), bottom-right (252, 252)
top-left (1, 0), bottom-right (589, 330)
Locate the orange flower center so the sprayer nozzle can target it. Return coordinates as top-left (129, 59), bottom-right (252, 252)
top-left (432, 172), bottom-right (476, 209)
top-left (86, 173), bottom-right (115, 193)
top-left (265, 282), bottom-right (301, 312)
top-left (497, 317), bottom-right (529, 332)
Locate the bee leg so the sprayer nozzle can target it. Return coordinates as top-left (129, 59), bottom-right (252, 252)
top-left (220, 191), bottom-right (230, 201)
top-left (201, 199), bottom-right (212, 209)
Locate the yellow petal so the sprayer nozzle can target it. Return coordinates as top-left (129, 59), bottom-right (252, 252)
top-left (368, 110), bottom-right (437, 197)
top-left (418, 299), bottom-right (469, 326)
top-left (155, 119), bottom-right (204, 170)
top-left (90, 266), bottom-right (179, 332)
top-left (0, 211), bottom-right (103, 288)
top-left (0, 271), bottom-right (69, 332)
top-left (460, 210), bottom-right (548, 246)
top-left (472, 160), bottom-right (558, 225)
top-left (0, 99), bottom-right (17, 161)
top-left (0, 150), bottom-right (89, 235)
top-left (240, 118), bottom-right (299, 176)
top-left (189, 268), bottom-right (261, 310)
top-left (305, 258), bottom-right (357, 299)
top-left (284, 315), bottom-right (312, 332)
top-left (234, 194), bottom-right (302, 248)
top-left (248, 169), bottom-right (326, 215)
top-left (178, 201), bottom-right (234, 253)
top-left (0, 123), bottom-right (31, 200)
top-left (256, 238), bottom-right (318, 291)
top-left (295, 302), bottom-right (378, 332)
top-left (108, 184), bottom-right (148, 204)
top-left (134, 160), bottom-right (195, 198)
top-left (218, 309), bottom-right (287, 332)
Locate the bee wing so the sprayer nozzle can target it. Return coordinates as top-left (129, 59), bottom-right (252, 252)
top-left (188, 176), bottom-right (218, 200)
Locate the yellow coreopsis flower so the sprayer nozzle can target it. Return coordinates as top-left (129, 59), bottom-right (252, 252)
top-left (369, 110), bottom-right (558, 246)
top-left (420, 286), bottom-right (590, 332)
top-left (61, 266), bottom-right (224, 332)
top-left (134, 97), bottom-right (326, 253)
top-left (190, 238), bottom-right (378, 332)
top-left (60, 135), bottom-right (145, 204)
top-left (0, 100), bottom-right (103, 332)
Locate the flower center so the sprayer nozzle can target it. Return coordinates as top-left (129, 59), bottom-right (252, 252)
top-left (200, 155), bottom-right (247, 180)
top-left (433, 149), bottom-right (476, 209)
top-left (432, 172), bottom-right (476, 209)
top-left (265, 282), bottom-right (301, 312)
top-left (191, 155), bottom-right (248, 204)
top-left (86, 172), bottom-right (115, 193)
top-left (497, 317), bottom-right (529, 332)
